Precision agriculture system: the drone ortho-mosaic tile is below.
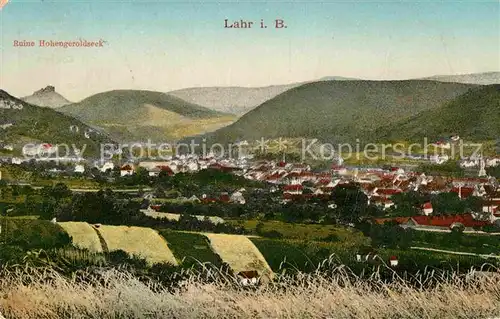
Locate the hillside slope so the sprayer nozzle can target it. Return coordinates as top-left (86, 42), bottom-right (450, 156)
top-left (58, 90), bottom-right (235, 142)
top-left (203, 80), bottom-right (476, 144)
top-left (22, 86), bottom-right (72, 108)
top-left (0, 90), bottom-right (113, 156)
top-left (374, 84), bottom-right (500, 141)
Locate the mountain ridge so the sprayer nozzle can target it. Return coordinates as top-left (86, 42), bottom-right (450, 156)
top-left (373, 84), bottom-right (500, 142)
top-left (199, 80), bottom-right (478, 145)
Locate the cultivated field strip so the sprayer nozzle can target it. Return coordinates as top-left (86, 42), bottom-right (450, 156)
top-left (142, 211), bottom-right (225, 224)
top-left (58, 222), bottom-right (103, 253)
top-left (204, 233), bottom-right (273, 279)
top-left (96, 225), bottom-right (178, 265)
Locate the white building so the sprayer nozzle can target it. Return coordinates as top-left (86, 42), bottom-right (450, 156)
top-left (100, 162), bottom-right (114, 173)
top-left (74, 164), bottom-right (85, 174)
top-left (230, 191), bottom-right (246, 204)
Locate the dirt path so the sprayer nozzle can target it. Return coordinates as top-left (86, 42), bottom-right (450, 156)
top-left (411, 246), bottom-right (500, 259)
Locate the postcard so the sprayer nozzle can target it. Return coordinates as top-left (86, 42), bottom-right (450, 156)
top-left (0, 1), bottom-right (499, 318)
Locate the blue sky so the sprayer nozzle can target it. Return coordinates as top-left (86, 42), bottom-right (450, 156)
top-left (1, 0), bottom-right (499, 101)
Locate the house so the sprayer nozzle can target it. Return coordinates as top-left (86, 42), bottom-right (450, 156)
top-left (402, 214), bottom-right (491, 232)
top-left (11, 157), bottom-right (22, 165)
top-left (120, 164), bottom-right (135, 177)
top-left (433, 141), bottom-right (451, 149)
top-left (158, 165), bottom-right (175, 176)
top-left (0, 123), bottom-right (13, 130)
top-left (372, 188), bottom-right (402, 198)
top-left (74, 164), bottom-right (85, 174)
top-left (313, 188), bottom-right (324, 195)
top-left (100, 161), bottom-right (114, 173)
top-left (422, 202), bottom-right (433, 216)
top-left (186, 161), bottom-right (200, 172)
top-left (40, 143), bottom-right (58, 155)
top-left (219, 192), bottom-right (230, 203)
top-left (389, 256), bottom-right (399, 267)
top-left (148, 167), bottom-right (161, 177)
top-left (370, 196), bottom-right (395, 210)
top-left (237, 270), bottom-right (259, 286)
top-left (322, 179), bottom-right (340, 194)
top-left (143, 193), bottom-right (155, 200)
top-left (283, 184), bottom-right (303, 195)
top-left (450, 186), bottom-right (475, 199)
top-left (230, 191), bottom-right (246, 204)
top-left (331, 165), bottom-right (347, 175)
top-left (373, 217), bottom-right (411, 225)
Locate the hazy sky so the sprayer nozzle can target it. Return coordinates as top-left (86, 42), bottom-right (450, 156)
top-left (1, 0), bottom-right (499, 101)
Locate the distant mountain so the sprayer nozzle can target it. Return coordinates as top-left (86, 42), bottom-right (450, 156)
top-left (201, 80), bottom-right (477, 145)
top-left (0, 90), bottom-right (113, 157)
top-left (58, 90), bottom-right (235, 142)
top-left (22, 86), bottom-right (72, 108)
top-left (421, 72), bottom-right (500, 85)
top-left (168, 84), bottom-right (303, 115)
top-left (374, 84), bottom-right (500, 142)
top-left (318, 76), bottom-right (360, 81)
top-left (168, 77), bottom-right (362, 116)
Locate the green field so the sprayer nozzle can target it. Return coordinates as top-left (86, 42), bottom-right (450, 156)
top-left (410, 231), bottom-right (500, 255)
top-left (159, 230), bottom-right (223, 267)
top-left (229, 220), bottom-right (369, 244)
top-left (252, 237), bottom-right (497, 273)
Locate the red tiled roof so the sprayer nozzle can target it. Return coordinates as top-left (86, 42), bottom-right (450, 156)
top-left (422, 202), bottom-right (433, 209)
top-left (374, 217), bottom-right (410, 225)
top-left (450, 187), bottom-right (475, 198)
top-left (316, 178), bottom-right (331, 185)
top-left (376, 188), bottom-right (402, 196)
top-left (266, 172), bottom-right (282, 180)
top-left (283, 184), bottom-right (303, 191)
top-left (331, 165), bottom-right (345, 170)
top-left (411, 214), bottom-right (490, 228)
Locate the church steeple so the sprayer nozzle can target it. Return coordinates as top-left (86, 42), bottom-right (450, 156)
top-left (478, 153), bottom-right (487, 177)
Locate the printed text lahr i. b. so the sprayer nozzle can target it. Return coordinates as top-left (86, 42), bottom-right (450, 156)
top-left (224, 19), bottom-right (287, 29)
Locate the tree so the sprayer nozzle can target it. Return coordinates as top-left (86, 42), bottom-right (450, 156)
top-left (153, 186), bottom-right (165, 198)
top-left (331, 184), bottom-right (369, 224)
top-left (431, 192), bottom-right (464, 215)
top-left (50, 183), bottom-right (72, 201)
top-left (486, 166), bottom-right (500, 178)
top-left (391, 191), bottom-right (427, 217)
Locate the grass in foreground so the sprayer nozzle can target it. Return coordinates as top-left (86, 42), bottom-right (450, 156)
top-left (0, 266), bottom-right (498, 319)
